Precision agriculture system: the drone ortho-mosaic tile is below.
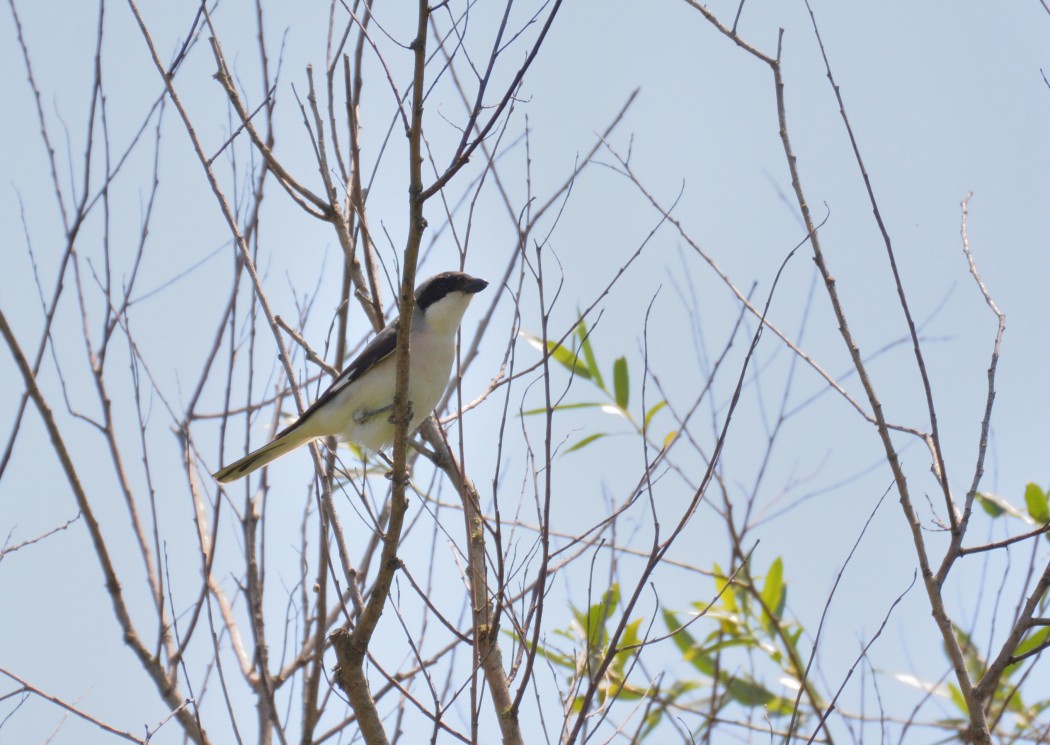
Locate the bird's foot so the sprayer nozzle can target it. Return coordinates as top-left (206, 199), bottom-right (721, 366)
top-left (386, 399), bottom-right (414, 427)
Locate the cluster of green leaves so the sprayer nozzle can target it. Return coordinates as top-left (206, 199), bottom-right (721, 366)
top-left (662, 558), bottom-right (803, 727)
top-left (525, 585), bottom-right (664, 724)
top-left (527, 583), bottom-right (706, 738)
top-left (943, 624), bottom-right (1050, 737)
top-left (529, 558), bottom-right (808, 740)
top-left (524, 317), bottom-right (1050, 739)
top-left (522, 316), bottom-right (671, 453)
top-left (976, 482), bottom-right (1050, 529)
top-left (947, 483), bottom-right (1050, 735)
top-left (974, 483), bottom-right (1050, 680)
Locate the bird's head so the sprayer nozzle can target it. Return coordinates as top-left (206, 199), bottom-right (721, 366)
top-left (414, 271), bottom-right (489, 333)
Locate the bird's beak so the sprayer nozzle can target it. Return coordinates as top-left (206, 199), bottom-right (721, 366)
top-left (463, 277), bottom-right (489, 294)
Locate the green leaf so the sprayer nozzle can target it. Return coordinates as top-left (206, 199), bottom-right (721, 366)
top-left (1002, 689), bottom-right (1027, 715)
top-left (564, 432), bottom-right (608, 454)
top-left (520, 402), bottom-right (605, 417)
top-left (552, 342), bottom-right (591, 380)
top-left (503, 629), bottom-right (576, 669)
top-left (643, 400), bottom-right (667, 429)
top-left (698, 635), bottom-right (756, 654)
top-left (576, 315), bottom-right (605, 391)
top-left (686, 649), bottom-right (717, 677)
top-left (522, 332), bottom-right (590, 380)
top-left (578, 585), bottom-right (619, 651)
top-left (663, 609), bottom-right (716, 676)
top-left (763, 694), bottom-right (800, 717)
top-left (604, 681), bottom-right (646, 701)
top-left (1025, 482), bottom-right (1049, 523)
top-left (529, 642), bottom-right (576, 669)
top-left (621, 617), bottom-right (642, 649)
top-left (761, 558), bottom-right (786, 634)
top-left (712, 564), bottom-right (737, 613)
top-left (641, 708), bottom-right (664, 737)
top-left (613, 356), bottom-right (629, 410)
top-left (953, 624), bottom-right (987, 680)
top-left (1013, 626), bottom-right (1050, 659)
top-left (976, 492), bottom-right (1005, 517)
top-left (612, 617), bottom-right (643, 676)
top-left (947, 682), bottom-right (969, 715)
top-left (973, 491), bottom-right (1037, 525)
top-left (664, 609), bottom-right (696, 655)
top-left (725, 676), bottom-right (775, 707)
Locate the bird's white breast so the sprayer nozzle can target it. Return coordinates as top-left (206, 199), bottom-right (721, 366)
top-left (311, 317), bottom-right (458, 451)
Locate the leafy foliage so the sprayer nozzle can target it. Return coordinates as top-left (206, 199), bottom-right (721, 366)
top-left (521, 316), bottom-right (671, 452)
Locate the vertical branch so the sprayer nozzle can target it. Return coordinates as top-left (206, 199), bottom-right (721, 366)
top-left (422, 421), bottom-right (524, 745)
top-left (420, 0), bottom-right (565, 200)
top-left (936, 193), bottom-right (1007, 581)
top-left (331, 4), bottom-right (429, 744)
top-left (343, 53), bottom-right (385, 325)
top-left (765, 34), bottom-right (989, 740)
top-left (801, 0), bottom-right (957, 532)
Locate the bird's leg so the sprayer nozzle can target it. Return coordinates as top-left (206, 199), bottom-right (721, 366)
top-left (382, 400), bottom-right (414, 483)
top-left (352, 402), bottom-right (394, 424)
top-left (386, 399), bottom-right (414, 427)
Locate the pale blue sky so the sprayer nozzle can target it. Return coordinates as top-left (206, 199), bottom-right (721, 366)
top-left (2, 1), bottom-right (1048, 742)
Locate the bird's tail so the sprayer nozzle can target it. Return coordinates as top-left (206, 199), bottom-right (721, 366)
top-left (213, 427), bottom-right (315, 484)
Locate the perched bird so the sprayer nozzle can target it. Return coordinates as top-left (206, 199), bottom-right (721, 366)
top-left (213, 271), bottom-right (489, 483)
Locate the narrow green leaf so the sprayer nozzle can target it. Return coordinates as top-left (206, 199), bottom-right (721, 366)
top-left (1025, 482), bottom-right (1049, 523)
top-left (503, 629), bottom-right (576, 668)
top-left (582, 585), bottom-right (619, 650)
top-left (712, 564), bottom-right (737, 613)
top-left (522, 332), bottom-right (591, 380)
top-left (520, 402), bottom-right (605, 417)
top-left (697, 636), bottom-right (755, 655)
top-left (973, 491), bottom-right (1037, 525)
top-left (565, 432), bottom-right (608, 454)
top-left (612, 618), bottom-right (643, 676)
top-left (976, 492), bottom-right (1006, 518)
top-left (947, 682), bottom-right (969, 715)
top-left (953, 623), bottom-right (987, 679)
top-left (725, 676), bottom-right (775, 707)
top-left (621, 617), bottom-right (642, 649)
top-left (664, 609), bottom-right (696, 655)
top-left (1013, 626), bottom-right (1050, 659)
top-left (644, 400), bottom-right (667, 429)
top-left (641, 709), bottom-right (664, 737)
top-left (687, 649), bottom-right (717, 677)
top-left (529, 643), bottom-right (576, 669)
top-left (577, 315), bottom-right (605, 391)
top-left (613, 356), bottom-right (629, 410)
top-left (663, 609), bottom-right (717, 676)
top-left (761, 558), bottom-right (786, 634)
top-left (764, 694), bottom-right (800, 717)
top-left (603, 681), bottom-right (646, 701)
top-left (551, 340), bottom-right (591, 380)
top-left (1002, 688), bottom-right (1027, 715)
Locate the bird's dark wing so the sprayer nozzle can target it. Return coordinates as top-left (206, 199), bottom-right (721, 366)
top-left (276, 319), bottom-right (399, 438)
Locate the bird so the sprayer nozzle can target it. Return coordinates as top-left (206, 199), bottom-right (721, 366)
top-left (213, 271), bottom-right (489, 483)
